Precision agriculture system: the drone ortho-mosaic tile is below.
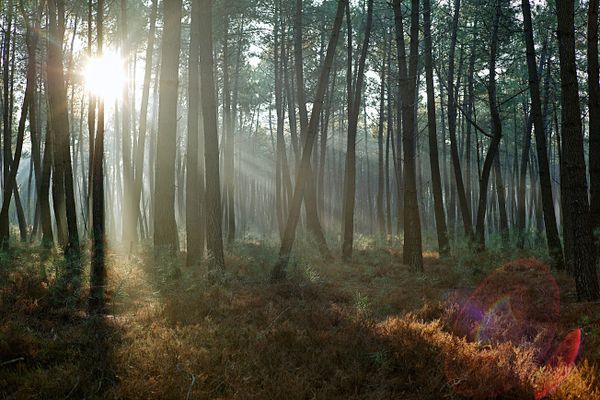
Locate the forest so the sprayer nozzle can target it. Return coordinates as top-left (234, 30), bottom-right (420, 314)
top-left (1, 0), bottom-right (600, 398)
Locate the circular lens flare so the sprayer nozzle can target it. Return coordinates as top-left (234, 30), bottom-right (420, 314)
top-left (444, 258), bottom-right (581, 398)
top-left (84, 50), bottom-right (125, 102)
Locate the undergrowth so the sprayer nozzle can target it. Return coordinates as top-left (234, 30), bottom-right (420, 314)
top-left (0, 241), bottom-right (599, 399)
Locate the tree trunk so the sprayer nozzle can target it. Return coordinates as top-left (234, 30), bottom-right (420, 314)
top-left (423, 0), bottom-right (449, 256)
top-left (522, 0), bottom-right (564, 268)
top-left (222, 8), bottom-right (236, 245)
top-left (393, 0), bottom-right (423, 271)
top-left (133, 0), bottom-right (158, 240)
top-left (272, 0), bottom-right (345, 279)
top-left (556, 0), bottom-right (600, 300)
top-left (89, 0), bottom-right (106, 314)
top-left (47, 0), bottom-right (79, 269)
top-left (121, 0), bottom-right (136, 248)
top-left (341, 0), bottom-right (373, 261)
top-left (186, 0), bottom-right (205, 266)
top-left (154, 0), bottom-right (182, 253)
top-left (294, 0), bottom-right (331, 259)
top-left (199, 0), bottom-right (225, 270)
top-left (474, 0), bottom-right (502, 249)
top-left (588, 0), bottom-right (600, 248)
top-left (447, 0), bottom-right (474, 240)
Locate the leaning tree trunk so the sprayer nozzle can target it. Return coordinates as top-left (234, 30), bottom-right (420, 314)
top-left (447, 0), bottom-right (474, 241)
top-left (556, 0), bottom-right (600, 301)
top-left (0, 47), bottom-right (30, 247)
top-left (293, 0), bottom-right (331, 259)
top-left (474, 0), bottom-right (502, 249)
top-left (271, 0), bottom-right (346, 280)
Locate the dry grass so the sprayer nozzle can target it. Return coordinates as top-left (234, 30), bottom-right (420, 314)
top-left (1, 242), bottom-right (599, 399)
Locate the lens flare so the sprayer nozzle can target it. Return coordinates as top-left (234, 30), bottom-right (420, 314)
top-left (445, 258), bottom-right (580, 398)
top-left (84, 50), bottom-right (125, 102)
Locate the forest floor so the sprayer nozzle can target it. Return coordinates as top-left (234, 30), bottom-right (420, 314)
top-left (1, 238), bottom-right (600, 399)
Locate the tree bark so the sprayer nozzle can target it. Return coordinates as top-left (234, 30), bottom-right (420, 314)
top-left (474, 0), bottom-right (502, 249)
top-left (393, 0), bottom-right (423, 271)
top-left (89, 0), bottom-right (106, 314)
top-left (588, 0), bottom-right (600, 248)
top-left (186, 0), bottom-right (205, 266)
top-left (47, 0), bottom-right (80, 267)
top-left (556, 0), bottom-right (599, 300)
top-left (154, 0), bottom-right (182, 253)
top-left (271, 0), bottom-right (345, 279)
top-left (341, 0), bottom-right (373, 261)
top-left (199, 0), bottom-right (225, 270)
top-left (522, 0), bottom-right (564, 268)
top-left (447, 0), bottom-right (474, 240)
top-left (424, 0), bottom-right (449, 256)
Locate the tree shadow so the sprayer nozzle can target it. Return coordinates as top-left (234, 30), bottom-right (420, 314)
top-left (0, 246), bottom-right (122, 399)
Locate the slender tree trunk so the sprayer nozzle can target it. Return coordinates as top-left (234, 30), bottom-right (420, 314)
top-left (294, 0), bottom-right (331, 258)
top-left (522, 0), bottom-right (564, 268)
top-left (121, 0), bottom-right (136, 248)
top-left (474, 0), bottom-right (502, 249)
top-left (272, 0), bottom-right (345, 279)
top-left (222, 8), bottom-right (236, 245)
top-left (341, 0), bottom-right (373, 261)
top-left (447, 0), bottom-right (474, 240)
top-left (424, 0), bottom-right (449, 256)
top-left (89, 0), bottom-right (106, 313)
top-left (186, 0), bottom-right (205, 266)
top-left (0, 24), bottom-right (30, 246)
top-left (47, 0), bottom-right (79, 269)
top-left (133, 0), bottom-right (158, 240)
top-left (377, 46), bottom-right (386, 240)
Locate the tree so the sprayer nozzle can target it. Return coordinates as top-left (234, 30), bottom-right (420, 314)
top-left (89, 0), bottom-right (106, 313)
top-left (423, 0), bottom-right (449, 256)
top-left (446, 0), bottom-right (474, 241)
top-left (588, 0), bottom-right (600, 248)
top-left (521, 0), bottom-right (564, 269)
top-left (133, 0), bottom-right (159, 240)
top-left (474, 0), bottom-right (502, 249)
top-left (393, 0), bottom-right (423, 271)
top-left (186, 0), bottom-right (205, 266)
top-left (293, 0), bottom-right (331, 260)
top-left (341, 0), bottom-right (374, 261)
top-left (272, 0), bottom-right (346, 280)
top-left (556, 0), bottom-right (600, 301)
top-left (47, 0), bottom-right (79, 268)
top-left (199, 0), bottom-right (225, 270)
top-left (121, 0), bottom-right (136, 248)
top-left (154, 0), bottom-right (182, 253)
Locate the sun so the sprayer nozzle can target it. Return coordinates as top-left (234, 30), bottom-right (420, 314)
top-left (84, 50), bottom-right (125, 101)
